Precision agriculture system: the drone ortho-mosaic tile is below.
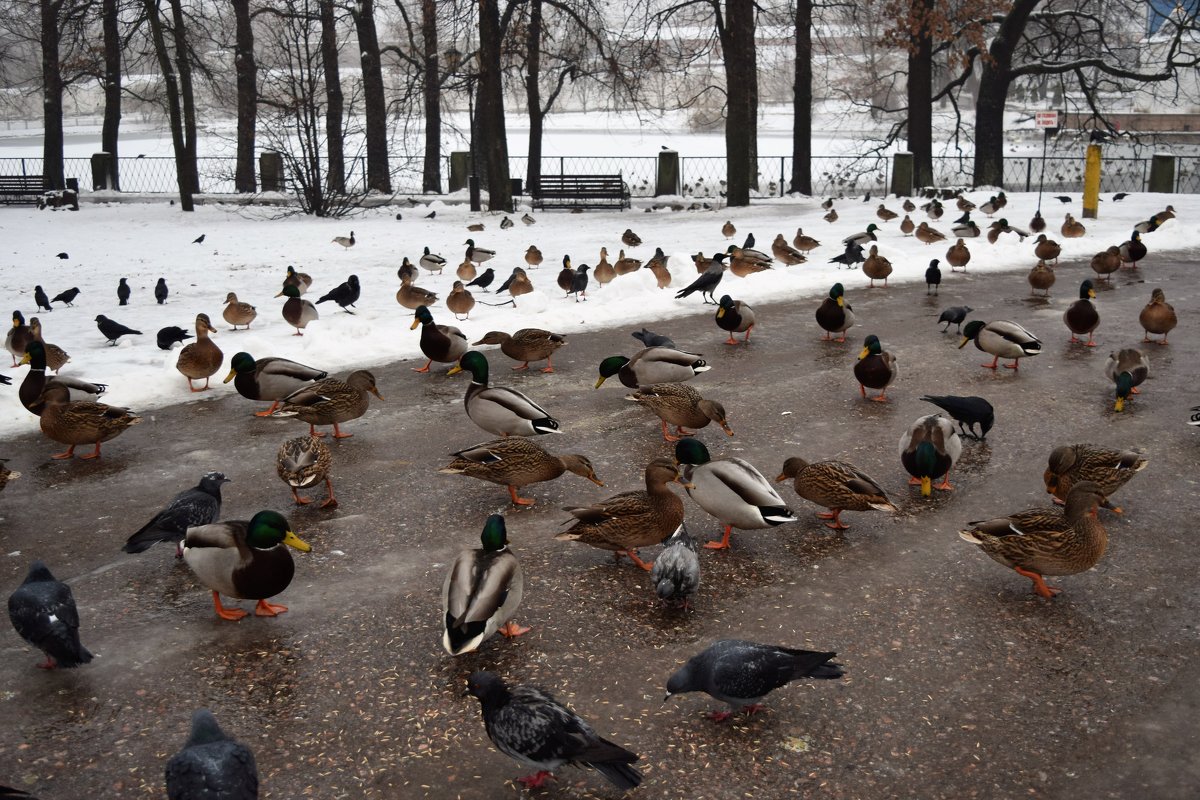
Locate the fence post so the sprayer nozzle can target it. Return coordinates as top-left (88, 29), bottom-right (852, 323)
top-left (655, 149), bottom-right (679, 196)
top-left (889, 152), bottom-right (914, 197)
top-left (91, 152), bottom-right (115, 191)
top-left (449, 152), bottom-right (469, 192)
top-left (260, 151), bottom-right (285, 192)
top-left (1025, 158), bottom-right (1032, 192)
top-left (779, 157), bottom-right (784, 196)
top-left (1148, 154), bottom-right (1175, 193)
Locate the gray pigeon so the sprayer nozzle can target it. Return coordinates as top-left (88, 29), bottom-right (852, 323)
top-left (124, 472), bottom-right (230, 557)
top-left (937, 305), bottom-right (973, 333)
top-left (631, 328), bottom-right (676, 349)
top-left (165, 709), bottom-right (258, 800)
top-left (466, 671), bottom-right (642, 791)
top-left (7, 561), bottom-right (93, 669)
top-left (650, 523), bottom-right (699, 607)
top-left (665, 639), bottom-right (844, 721)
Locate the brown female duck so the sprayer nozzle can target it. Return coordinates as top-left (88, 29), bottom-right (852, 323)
top-left (446, 281), bottom-right (476, 320)
top-left (222, 292), bottom-right (258, 330)
top-left (275, 370), bottom-right (383, 438)
top-left (1043, 444), bottom-right (1147, 513)
top-left (276, 435), bottom-right (336, 508)
top-left (28, 317), bottom-right (69, 371)
top-left (862, 246), bottom-right (892, 287)
top-left (1139, 288), bottom-right (1176, 344)
top-left (625, 382), bottom-right (734, 442)
top-left (1089, 246), bottom-right (1121, 281)
top-left (33, 384), bottom-right (141, 460)
top-left (472, 329), bottom-right (566, 373)
top-left (777, 456), bottom-right (897, 530)
top-left (439, 437), bottom-right (603, 506)
top-left (176, 313), bottom-right (223, 392)
top-left (1027, 260), bottom-right (1056, 296)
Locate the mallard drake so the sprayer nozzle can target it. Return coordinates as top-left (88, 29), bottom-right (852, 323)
top-left (915, 222), bottom-right (947, 245)
top-left (622, 228), bottom-right (642, 247)
top-left (398, 257), bottom-right (419, 284)
top-left (721, 220), bottom-right (736, 239)
top-left (396, 275), bottom-right (439, 309)
top-left (224, 352), bottom-right (328, 416)
top-left (421, 246), bottom-right (447, 274)
top-left (1033, 234), bottom-right (1061, 263)
top-left (946, 239), bottom-right (971, 271)
top-left (771, 235), bottom-right (807, 265)
top-left (442, 515), bottom-right (526, 655)
top-left (925, 198), bottom-right (944, 219)
top-left (282, 265), bottom-right (312, 294)
top-left (456, 258), bottom-right (477, 282)
top-left (27, 317), bottom-right (68, 371)
top-left (792, 228), bottom-right (820, 251)
top-left (7, 561), bottom-right (92, 669)
top-left (715, 295), bottom-right (755, 345)
top-left (1043, 444), bottom-right (1147, 511)
top-left (960, 481), bottom-right (1108, 599)
top-left (876, 204), bottom-right (898, 222)
top-left (899, 414), bottom-right (961, 496)
top-left (524, 244), bottom-right (544, 269)
top-left (222, 292), bottom-right (257, 330)
top-left (647, 248), bottom-right (672, 288)
top-left (815, 283), bottom-right (855, 342)
top-left (1029, 209), bottom-right (1046, 233)
top-left (555, 457), bottom-right (687, 570)
top-left (1027, 260), bottom-right (1056, 297)
top-left (176, 313), bottom-right (223, 392)
top-left (1106, 348), bottom-right (1149, 412)
top-left (1090, 246), bottom-right (1122, 281)
top-left (448, 351), bottom-right (561, 437)
top-left (496, 267), bottom-right (534, 303)
top-left (1151, 204), bottom-right (1175, 226)
top-left (332, 230), bottom-right (355, 248)
top-left (842, 224), bottom-right (879, 248)
top-left (1064, 280), bottom-right (1099, 346)
top-left (0, 457), bottom-right (20, 492)
top-left (556, 255), bottom-right (576, 296)
top-left (277, 284), bottom-right (318, 335)
top-left (276, 435), bottom-right (335, 508)
top-left (614, 248), bottom-right (641, 275)
top-left (464, 239), bottom-right (496, 265)
top-left (626, 382), bottom-right (733, 442)
top-left (854, 334), bottom-right (896, 402)
top-left (1061, 213), bottom-right (1086, 238)
top-left (777, 456), bottom-right (896, 530)
top-left (899, 215), bottom-right (915, 236)
top-left (823, 208), bottom-right (839, 223)
top-left (439, 437), bottom-right (602, 506)
top-left (594, 247), bottom-right (615, 286)
top-left (951, 217), bottom-right (980, 238)
top-left (979, 196), bottom-right (999, 216)
top-left (32, 384), bottom-right (141, 460)
top-left (183, 510), bottom-right (311, 620)
top-left (596, 347), bottom-right (710, 389)
top-left (274, 369), bottom-right (383, 438)
top-left (1139, 288), bottom-right (1176, 344)
top-left (411, 305), bottom-right (468, 372)
top-left (862, 245), bottom-right (892, 287)
top-left (674, 438), bottom-right (797, 550)
top-left (6, 311), bottom-right (31, 366)
top-left (472, 328), bottom-right (566, 373)
top-left (959, 319), bottom-right (1042, 370)
top-left (446, 281), bottom-right (476, 320)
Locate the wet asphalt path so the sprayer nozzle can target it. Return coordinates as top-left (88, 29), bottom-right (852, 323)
top-left (1, 249), bottom-right (1198, 799)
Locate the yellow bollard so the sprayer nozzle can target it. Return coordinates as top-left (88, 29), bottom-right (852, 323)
top-left (1082, 144), bottom-right (1101, 219)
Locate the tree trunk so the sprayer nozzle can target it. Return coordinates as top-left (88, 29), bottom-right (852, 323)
top-left (525, 0), bottom-right (543, 193)
top-left (40, 0), bottom-right (64, 190)
top-left (353, 0), bottom-right (391, 193)
top-left (477, 0), bottom-right (512, 212)
top-left (101, 0), bottom-right (121, 190)
top-left (421, 0), bottom-right (440, 193)
top-left (788, 0), bottom-right (811, 195)
top-left (721, 0), bottom-right (755, 207)
top-left (907, 0), bottom-right (934, 190)
top-left (143, 0), bottom-right (192, 210)
top-left (321, 0), bottom-right (345, 194)
top-left (973, 0), bottom-right (1039, 188)
top-left (167, 0), bottom-right (199, 196)
top-left (232, 0), bottom-right (257, 192)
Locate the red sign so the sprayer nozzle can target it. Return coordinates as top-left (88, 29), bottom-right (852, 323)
top-left (1035, 111), bottom-right (1059, 128)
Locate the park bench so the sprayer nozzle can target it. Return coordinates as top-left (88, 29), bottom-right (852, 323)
top-left (530, 173), bottom-right (631, 211)
top-left (0, 175), bottom-right (46, 205)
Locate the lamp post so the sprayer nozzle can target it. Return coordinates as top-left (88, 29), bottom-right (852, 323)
top-left (444, 46), bottom-right (481, 212)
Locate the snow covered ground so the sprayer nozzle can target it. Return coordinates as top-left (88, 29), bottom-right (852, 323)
top-left (1, 190), bottom-right (1195, 438)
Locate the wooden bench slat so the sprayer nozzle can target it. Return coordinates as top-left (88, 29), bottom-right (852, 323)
top-left (0, 174), bottom-right (46, 205)
top-left (530, 173), bottom-right (630, 211)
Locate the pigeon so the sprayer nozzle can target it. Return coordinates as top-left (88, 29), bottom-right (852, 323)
top-left (123, 472), bottom-right (229, 557)
top-left (664, 639), bottom-right (844, 722)
top-left (568, 264), bottom-right (590, 302)
top-left (675, 256), bottom-right (727, 304)
top-left (316, 274), bottom-right (361, 313)
top-left (521, 213), bottom-right (536, 225)
top-left (1112, 192), bottom-right (1129, 202)
top-left (157, 326), bottom-right (193, 351)
top-left (466, 671), bottom-right (643, 791)
top-left (937, 305), bottom-right (973, 333)
top-left (424, 210), bottom-right (436, 219)
top-left (7, 561), bottom-right (93, 670)
top-left (55, 252), bottom-right (68, 260)
top-left (920, 395), bottom-right (995, 440)
top-left (51, 287), bottom-right (80, 307)
top-left (155, 278), bottom-right (169, 304)
top-left (117, 278), bottom-right (131, 306)
top-left (925, 259), bottom-right (942, 295)
top-left (466, 267), bottom-right (495, 291)
top-left (650, 523), bottom-right (700, 607)
top-left (1054, 195), bottom-right (1071, 204)
top-left (165, 709), bottom-right (258, 800)
top-left (34, 286), bottom-right (52, 313)
top-left (192, 234), bottom-right (205, 244)
top-left (829, 242), bottom-right (864, 269)
top-left (96, 315), bottom-right (142, 345)
top-left (631, 328), bottom-right (676, 349)
top-left (500, 215), bottom-right (514, 229)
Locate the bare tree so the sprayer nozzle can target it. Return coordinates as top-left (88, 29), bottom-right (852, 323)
top-left (232, 0), bottom-right (256, 191)
top-left (320, 0), bottom-right (344, 193)
top-left (351, 0), bottom-right (391, 193)
top-left (477, 0), bottom-right (511, 211)
top-left (789, 0), bottom-right (812, 195)
top-left (142, 0), bottom-right (193, 208)
top-left (100, 0), bottom-right (122, 188)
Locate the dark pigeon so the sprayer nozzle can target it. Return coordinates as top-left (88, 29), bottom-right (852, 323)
top-left (921, 395), bottom-right (995, 440)
top-left (34, 285), bottom-right (52, 313)
top-left (165, 709), bottom-right (258, 800)
top-left (937, 305), bottom-right (973, 333)
top-left (55, 252), bottom-right (68, 260)
top-left (1054, 195), bottom-right (1071, 203)
top-left (568, 264), bottom-right (590, 302)
top-left (631, 328), bottom-right (676, 349)
top-left (117, 278), bottom-right (130, 306)
top-left (192, 234), bottom-right (205, 244)
top-left (466, 671), bottom-right (642, 791)
top-left (96, 315), bottom-right (142, 345)
top-left (465, 267), bottom-right (495, 291)
top-left (316, 274), bottom-right (361, 313)
top-left (925, 259), bottom-right (942, 295)
top-left (7, 561), bottom-right (93, 669)
top-left (665, 639), bottom-right (844, 721)
top-left (650, 523), bottom-right (700, 607)
top-left (123, 472), bottom-right (229, 557)
top-left (675, 255), bottom-right (727, 304)
top-left (155, 278), bottom-right (169, 305)
top-left (157, 326), bottom-right (193, 351)
top-left (829, 242), bottom-right (864, 269)
top-left (423, 210), bottom-right (436, 219)
top-left (50, 287), bottom-right (80, 307)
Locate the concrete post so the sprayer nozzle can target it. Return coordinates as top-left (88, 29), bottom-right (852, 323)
top-left (260, 151), bottom-right (285, 192)
top-left (90, 152), bottom-right (115, 191)
top-left (656, 150), bottom-right (679, 196)
top-left (1148, 154), bottom-right (1176, 193)
top-left (890, 152), bottom-right (914, 197)
top-left (449, 152), bottom-right (470, 193)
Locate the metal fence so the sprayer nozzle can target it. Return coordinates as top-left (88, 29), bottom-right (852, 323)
top-left (3, 153), bottom-right (1197, 197)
